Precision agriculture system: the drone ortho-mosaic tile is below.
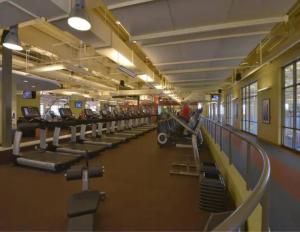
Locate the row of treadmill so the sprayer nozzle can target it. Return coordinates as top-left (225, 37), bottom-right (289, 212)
top-left (13, 106), bottom-right (157, 172)
top-left (13, 106), bottom-right (156, 231)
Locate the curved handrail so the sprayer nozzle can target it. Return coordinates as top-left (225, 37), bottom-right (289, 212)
top-left (201, 117), bottom-right (271, 231)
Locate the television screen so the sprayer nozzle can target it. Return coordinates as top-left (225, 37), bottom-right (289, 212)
top-left (211, 94), bottom-right (219, 102)
top-left (22, 91), bottom-right (36, 99)
top-left (75, 101), bottom-right (83, 108)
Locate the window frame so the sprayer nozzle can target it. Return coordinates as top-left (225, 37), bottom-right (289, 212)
top-left (281, 59), bottom-right (300, 150)
top-left (241, 81), bottom-right (258, 135)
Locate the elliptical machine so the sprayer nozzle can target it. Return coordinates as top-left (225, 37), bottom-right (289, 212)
top-left (157, 108), bottom-right (202, 147)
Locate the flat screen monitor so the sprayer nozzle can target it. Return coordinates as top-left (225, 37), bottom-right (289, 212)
top-left (75, 101), bottom-right (83, 108)
top-left (22, 91), bottom-right (36, 99)
top-left (211, 94), bottom-right (219, 102)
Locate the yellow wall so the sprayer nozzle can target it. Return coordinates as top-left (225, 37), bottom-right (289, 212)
top-left (16, 94), bottom-right (40, 117)
top-left (69, 99), bottom-right (86, 117)
top-left (222, 43), bottom-right (300, 145)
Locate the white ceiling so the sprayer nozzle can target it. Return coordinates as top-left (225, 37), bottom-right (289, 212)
top-left (0, 0), bottom-right (69, 27)
top-left (103, 0), bottom-right (297, 99)
top-left (0, 69), bottom-right (61, 91)
top-left (0, 0), bottom-right (297, 101)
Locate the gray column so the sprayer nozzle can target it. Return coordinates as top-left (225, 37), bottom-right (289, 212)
top-left (0, 36), bottom-right (13, 147)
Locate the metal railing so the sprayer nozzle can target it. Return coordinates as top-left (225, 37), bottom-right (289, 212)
top-left (200, 117), bottom-right (271, 231)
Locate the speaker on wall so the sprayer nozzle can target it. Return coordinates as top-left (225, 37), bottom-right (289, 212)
top-left (235, 73), bottom-right (242, 82)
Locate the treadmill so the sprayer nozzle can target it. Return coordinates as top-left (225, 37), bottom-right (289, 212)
top-left (82, 109), bottom-right (124, 146)
top-left (100, 109), bottom-right (136, 140)
top-left (115, 109), bottom-right (147, 135)
top-left (125, 109), bottom-right (151, 133)
top-left (137, 108), bottom-right (157, 130)
top-left (13, 107), bottom-right (80, 172)
top-left (53, 108), bottom-right (108, 157)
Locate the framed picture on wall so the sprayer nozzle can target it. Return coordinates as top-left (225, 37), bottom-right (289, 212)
top-left (262, 99), bottom-right (270, 124)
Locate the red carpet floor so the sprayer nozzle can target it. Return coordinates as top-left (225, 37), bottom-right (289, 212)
top-left (0, 131), bottom-right (212, 231)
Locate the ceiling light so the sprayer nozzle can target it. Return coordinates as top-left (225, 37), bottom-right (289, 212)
top-left (32, 85), bottom-right (36, 88)
top-left (23, 80), bottom-right (28, 83)
top-left (2, 25), bottom-right (23, 51)
top-left (68, 0), bottom-right (91, 31)
top-left (154, 84), bottom-right (163, 89)
top-left (30, 64), bottom-right (66, 73)
top-left (138, 74), bottom-right (154, 83)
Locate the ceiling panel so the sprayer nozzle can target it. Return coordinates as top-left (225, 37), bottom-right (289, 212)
top-left (168, 0), bottom-right (296, 29)
top-left (102, 0), bottom-right (297, 95)
top-left (166, 70), bottom-right (232, 81)
top-left (109, 0), bottom-right (173, 35)
top-left (0, 2), bottom-right (33, 27)
top-left (108, 0), bottom-right (296, 36)
top-left (0, 70), bottom-right (61, 91)
top-left (157, 59), bottom-right (241, 72)
top-left (144, 35), bottom-right (263, 65)
top-left (139, 24), bottom-right (273, 46)
top-left (11, 0), bottom-right (68, 19)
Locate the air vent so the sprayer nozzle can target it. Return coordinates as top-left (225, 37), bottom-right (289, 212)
top-left (117, 65), bottom-right (137, 78)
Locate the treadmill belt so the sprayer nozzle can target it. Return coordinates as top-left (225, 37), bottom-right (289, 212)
top-left (22, 151), bottom-right (79, 164)
top-left (60, 143), bottom-right (106, 152)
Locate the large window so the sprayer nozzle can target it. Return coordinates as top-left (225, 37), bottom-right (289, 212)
top-left (208, 103), bottom-right (218, 121)
top-left (242, 82), bottom-right (258, 135)
top-left (282, 61), bottom-right (300, 150)
top-left (226, 91), bottom-right (233, 126)
top-left (40, 94), bottom-right (69, 117)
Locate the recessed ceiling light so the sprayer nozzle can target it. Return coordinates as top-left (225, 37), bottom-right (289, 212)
top-left (23, 80), bottom-right (28, 83)
top-left (32, 85), bottom-right (36, 88)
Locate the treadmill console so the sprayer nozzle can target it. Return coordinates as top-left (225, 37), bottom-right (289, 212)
top-left (84, 109), bottom-right (97, 119)
top-left (59, 108), bottom-right (74, 120)
top-left (21, 106), bottom-right (41, 120)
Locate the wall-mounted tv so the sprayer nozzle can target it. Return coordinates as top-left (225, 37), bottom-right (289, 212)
top-left (211, 94), bottom-right (219, 102)
top-left (22, 91), bottom-right (36, 99)
top-left (75, 100), bottom-right (83, 108)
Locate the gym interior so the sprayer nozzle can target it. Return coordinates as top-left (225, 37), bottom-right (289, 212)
top-left (0, 0), bottom-right (300, 231)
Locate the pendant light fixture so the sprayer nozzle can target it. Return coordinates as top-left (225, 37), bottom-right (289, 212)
top-left (68, 0), bottom-right (91, 31)
top-left (2, 25), bottom-right (23, 51)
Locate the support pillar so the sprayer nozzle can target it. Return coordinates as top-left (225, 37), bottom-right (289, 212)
top-left (0, 31), bottom-right (13, 147)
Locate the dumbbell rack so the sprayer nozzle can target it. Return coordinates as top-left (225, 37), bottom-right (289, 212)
top-left (199, 163), bottom-right (226, 212)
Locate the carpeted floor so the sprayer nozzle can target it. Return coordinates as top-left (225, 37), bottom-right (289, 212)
top-left (0, 131), bottom-right (213, 231)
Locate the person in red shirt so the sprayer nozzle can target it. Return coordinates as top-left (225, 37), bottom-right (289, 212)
top-left (181, 102), bottom-right (190, 122)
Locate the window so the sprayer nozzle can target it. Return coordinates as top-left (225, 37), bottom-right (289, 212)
top-left (242, 82), bottom-right (258, 135)
top-left (85, 101), bottom-right (101, 112)
top-left (208, 103), bottom-right (218, 121)
top-left (40, 94), bottom-right (69, 117)
top-left (282, 61), bottom-right (300, 150)
top-left (220, 103), bottom-right (225, 123)
top-left (226, 91), bottom-right (233, 126)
